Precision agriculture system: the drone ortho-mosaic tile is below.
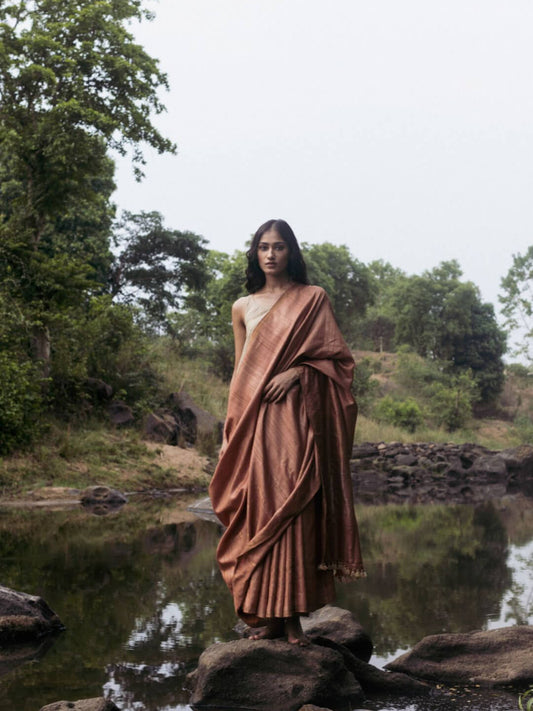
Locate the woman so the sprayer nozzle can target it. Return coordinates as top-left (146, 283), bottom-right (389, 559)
top-left (209, 219), bottom-right (365, 646)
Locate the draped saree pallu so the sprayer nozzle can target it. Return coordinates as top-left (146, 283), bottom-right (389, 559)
top-left (209, 284), bottom-right (365, 627)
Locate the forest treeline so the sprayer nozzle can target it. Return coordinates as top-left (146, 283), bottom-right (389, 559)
top-left (1, 1), bottom-right (532, 455)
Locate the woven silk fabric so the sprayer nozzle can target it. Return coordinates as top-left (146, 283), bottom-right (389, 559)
top-left (209, 284), bottom-right (365, 626)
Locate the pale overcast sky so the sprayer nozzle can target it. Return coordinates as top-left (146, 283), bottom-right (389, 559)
top-left (114, 0), bottom-right (533, 311)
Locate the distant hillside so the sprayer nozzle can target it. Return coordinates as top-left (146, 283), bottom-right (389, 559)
top-left (352, 350), bottom-right (533, 449)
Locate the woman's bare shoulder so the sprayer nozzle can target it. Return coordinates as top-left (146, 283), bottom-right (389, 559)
top-left (232, 295), bottom-right (250, 317)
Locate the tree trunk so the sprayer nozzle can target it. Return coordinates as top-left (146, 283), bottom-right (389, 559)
top-left (31, 325), bottom-right (51, 379)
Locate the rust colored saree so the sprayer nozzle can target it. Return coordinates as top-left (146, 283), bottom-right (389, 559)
top-left (209, 284), bottom-right (365, 627)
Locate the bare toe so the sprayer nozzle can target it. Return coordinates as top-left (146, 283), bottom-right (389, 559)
top-left (250, 621), bottom-right (284, 640)
top-left (284, 616), bottom-right (310, 646)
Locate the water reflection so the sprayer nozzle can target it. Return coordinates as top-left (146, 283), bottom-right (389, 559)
top-left (0, 496), bottom-right (531, 711)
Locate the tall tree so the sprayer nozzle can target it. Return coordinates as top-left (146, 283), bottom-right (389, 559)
top-left (110, 211), bottom-right (208, 331)
top-left (500, 246), bottom-right (533, 361)
top-left (0, 0), bottom-right (175, 371)
top-left (302, 242), bottom-right (376, 343)
top-left (391, 262), bottom-right (506, 402)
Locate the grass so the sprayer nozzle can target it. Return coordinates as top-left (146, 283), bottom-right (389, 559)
top-left (148, 339), bottom-right (229, 421)
top-left (1, 348), bottom-right (529, 499)
top-left (0, 420), bottom-right (209, 499)
top-left (355, 414), bottom-right (522, 450)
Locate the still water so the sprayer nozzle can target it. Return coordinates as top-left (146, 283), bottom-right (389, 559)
top-left (0, 494), bottom-right (531, 711)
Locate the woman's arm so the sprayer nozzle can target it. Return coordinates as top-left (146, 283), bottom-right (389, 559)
top-left (219, 298), bottom-right (247, 458)
top-left (231, 297), bottom-right (247, 373)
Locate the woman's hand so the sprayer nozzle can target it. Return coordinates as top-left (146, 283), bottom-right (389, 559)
top-left (263, 367), bottom-right (302, 403)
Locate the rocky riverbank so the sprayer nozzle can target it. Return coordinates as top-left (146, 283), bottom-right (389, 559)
top-left (351, 442), bottom-right (533, 504)
top-left (8, 591), bottom-right (527, 711)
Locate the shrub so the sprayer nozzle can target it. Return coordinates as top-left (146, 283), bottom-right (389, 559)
top-left (352, 357), bottom-right (380, 415)
top-left (513, 415), bottom-right (533, 445)
top-left (373, 396), bottom-right (424, 433)
top-left (0, 352), bottom-right (43, 454)
top-left (426, 372), bottom-right (478, 431)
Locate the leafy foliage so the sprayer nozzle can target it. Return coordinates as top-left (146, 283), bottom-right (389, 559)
top-left (0, 1), bottom-right (178, 450)
top-left (110, 211), bottom-right (208, 332)
top-left (302, 242), bottom-right (376, 344)
top-left (396, 352), bottom-right (479, 431)
top-left (0, 0), bottom-right (175, 354)
top-left (500, 245), bottom-right (533, 361)
top-left (373, 396), bottom-right (424, 433)
top-left (174, 250), bottom-right (248, 380)
top-left (0, 351), bottom-right (42, 453)
top-left (352, 357), bottom-right (380, 415)
top-left (389, 262), bottom-right (506, 402)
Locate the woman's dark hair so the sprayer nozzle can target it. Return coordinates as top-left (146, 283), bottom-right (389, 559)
top-left (245, 219), bottom-right (309, 293)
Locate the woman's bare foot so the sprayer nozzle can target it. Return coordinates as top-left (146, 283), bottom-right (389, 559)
top-left (284, 616), bottom-right (310, 646)
top-left (250, 620), bottom-right (284, 640)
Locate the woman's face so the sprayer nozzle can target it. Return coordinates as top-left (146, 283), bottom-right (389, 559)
top-left (256, 229), bottom-right (290, 277)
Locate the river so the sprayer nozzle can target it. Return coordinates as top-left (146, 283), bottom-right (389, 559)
top-left (0, 494), bottom-right (531, 711)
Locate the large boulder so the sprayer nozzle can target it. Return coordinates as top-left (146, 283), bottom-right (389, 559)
top-left (0, 586), bottom-right (64, 642)
top-left (313, 637), bottom-right (430, 696)
top-left (40, 700), bottom-right (120, 711)
top-left (301, 606), bottom-right (373, 662)
top-left (108, 400), bottom-right (134, 426)
top-left (186, 638), bottom-right (364, 711)
top-left (386, 625), bottom-right (533, 687)
top-left (80, 486), bottom-right (127, 514)
top-left (167, 390), bottom-right (223, 446)
top-left (143, 411), bottom-right (179, 444)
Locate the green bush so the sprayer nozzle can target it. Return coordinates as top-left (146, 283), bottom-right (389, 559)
top-left (46, 296), bottom-right (161, 418)
top-left (513, 415), bottom-right (533, 445)
top-left (352, 357), bottom-right (380, 415)
top-left (426, 372), bottom-right (478, 432)
top-left (373, 396), bottom-right (424, 433)
top-left (0, 352), bottom-right (43, 454)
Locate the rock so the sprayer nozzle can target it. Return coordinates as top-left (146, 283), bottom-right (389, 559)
top-left (301, 605), bottom-right (373, 662)
top-left (386, 625), bottom-right (533, 687)
top-left (187, 638), bottom-right (364, 711)
top-left (350, 441), bottom-right (533, 504)
top-left (351, 444), bottom-right (379, 459)
top-left (80, 487), bottom-right (127, 514)
top-left (39, 699), bottom-right (120, 711)
top-left (143, 411), bottom-right (179, 444)
top-left (108, 400), bottom-right (134, 426)
top-left (471, 455), bottom-right (507, 478)
top-left (313, 637), bottom-right (431, 696)
top-left (0, 586), bottom-right (64, 642)
top-left (167, 390), bottom-right (222, 446)
top-left (395, 453), bottom-right (418, 466)
top-left (504, 444), bottom-right (533, 496)
top-left (298, 706), bottom-right (334, 711)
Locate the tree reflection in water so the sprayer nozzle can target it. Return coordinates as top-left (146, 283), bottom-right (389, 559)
top-left (0, 496), bottom-right (531, 711)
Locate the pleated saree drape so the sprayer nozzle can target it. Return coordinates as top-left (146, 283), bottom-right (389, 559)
top-left (209, 284), bottom-right (365, 627)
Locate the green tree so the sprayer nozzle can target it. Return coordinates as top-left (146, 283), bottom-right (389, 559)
top-left (175, 250), bottom-right (247, 380)
top-left (302, 242), bottom-right (376, 344)
top-left (110, 211), bottom-right (208, 332)
top-left (390, 262), bottom-right (506, 402)
top-left (0, 0), bottom-right (175, 374)
top-left (360, 260), bottom-right (406, 351)
top-left (500, 246), bottom-right (533, 361)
